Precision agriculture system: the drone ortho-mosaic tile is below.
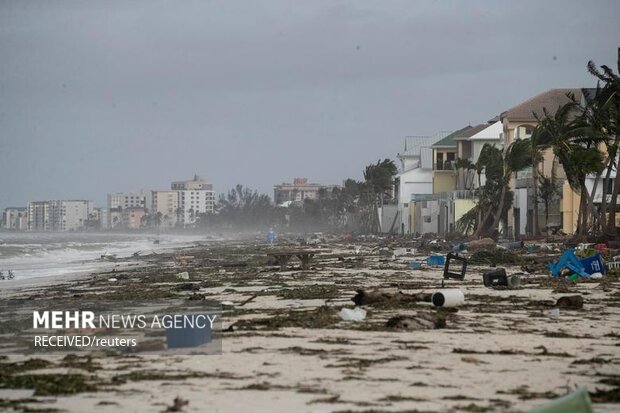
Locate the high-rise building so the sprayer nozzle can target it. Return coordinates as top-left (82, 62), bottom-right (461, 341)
top-left (151, 190), bottom-right (179, 228)
top-left (27, 200), bottom-right (92, 231)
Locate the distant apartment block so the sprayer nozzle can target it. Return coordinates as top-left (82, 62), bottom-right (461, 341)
top-left (171, 175), bottom-right (213, 191)
top-left (273, 178), bottom-right (338, 206)
top-left (171, 176), bottom-right (215, 227)
top-left (151, 190), bottom-right (179, 228)
top-left (2, 207), bottom-right (27, 230)
top-left (27, 200), bottom-right (93, 231)
top-left (27, 201), bottom-right (50, 231)
top-left (121, 207), bottom-right (146, 230)
top-left (106, 191), bottom-right (148, 228)
top-left (177, 190), bottom-right (215, 226)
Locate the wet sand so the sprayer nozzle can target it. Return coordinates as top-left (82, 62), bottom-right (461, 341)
top-left (1, 236), bottom-right (619, 412)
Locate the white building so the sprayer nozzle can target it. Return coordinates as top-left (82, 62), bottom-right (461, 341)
top-left (170, 176), bottom-right (215, 227)
top-left (3, 207), bottom-right (27, 230)
top-left (394, 132), bottom-right (449, 234)
top-left (177, 190), bottom-right (215, 226)
top-left (27, 201), bottom-right (50, 231)
top-left (27, 200), bottom-right (92, 231)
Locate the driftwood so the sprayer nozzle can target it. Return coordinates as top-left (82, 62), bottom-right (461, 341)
top-left (352, 289), bottom-right (431, 306)
top-left (555, 295), bottom-right (584, 309)
top-left (386, 312), bottom-right (446, 330)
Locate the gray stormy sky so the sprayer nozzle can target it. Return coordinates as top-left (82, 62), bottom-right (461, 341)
top-left (1, 0), bottom-right (619, 209)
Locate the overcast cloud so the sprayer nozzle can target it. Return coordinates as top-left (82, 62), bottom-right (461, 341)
top-left (1, 0), bottom-right (619, 208)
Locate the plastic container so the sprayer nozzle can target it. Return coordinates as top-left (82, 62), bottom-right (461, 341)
top-left (408, 261), bottom-right (422, 269)
top-left (483, 268), bottom-right (508, 287)
top-left (427, 254), bottom-right (445, 267)
top-left (431, 289), bottom-right (465, 308)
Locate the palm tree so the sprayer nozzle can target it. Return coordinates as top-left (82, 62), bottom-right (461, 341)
top-left (361, 159), bottom-right (398, 233)
top-left (529, 126), bottom-right (552, 235)
top-left (587, 48), bottom-right (620, 235)
top-left (488, 137), bottom-right (532, 234)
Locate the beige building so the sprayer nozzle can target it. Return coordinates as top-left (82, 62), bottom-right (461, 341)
top-left (500, 88), bottom-right (590, 236)
top-left (151, 190), bottom-right (179, 228)
top-left (274, 178), bottom-right (338, 206)
top-left (171, 175), bottom-right (213, 191)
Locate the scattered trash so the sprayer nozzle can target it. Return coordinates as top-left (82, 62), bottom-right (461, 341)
top-left (482, 268), bottom-right (520, 288)
top-left (338, 307), bottom-right (367, 321)
top-left (0, 270), bottom-right (15, 280)
top-left (466, 237), bottom-right (496, 249)
top-left (431, 289), bottom-right (465, 308)
top-left (529, 386), bottom-right (592, 413)
top-left (548, 249), bottom-right (588, 278)
top-left (108, 278), bottom-right (118, 282)
top-left (555, 295), bottom-right (584, 309)
top-left (221, 301), bottom-right (234, 306)
top-left (101, 251), bottom-right (117, 261)
top-left (579, 253), bottom-right (606, 275)
top-left (498, 240), bottom-right (524, 250)
top-left (408, 261), bottom-right (422, 269)
top-left (442, 252), bottom-right (468, 286)
top-left (386, 312), bottom-right (445, 330)
top-left (427, 253), bottom-right (445, 267)
top-left (176, 271), bottom-right (190, 280)
top-left (165, 396), bottom-right (190, 412)
top-left (547, 308), bottom-right (560, 318)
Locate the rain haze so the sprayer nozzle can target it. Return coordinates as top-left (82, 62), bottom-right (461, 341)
top-left (1, 0), bottom-right (619, 208)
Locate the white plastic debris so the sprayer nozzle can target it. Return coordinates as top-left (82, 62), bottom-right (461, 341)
top-left (590, 272), bottom-right (603, 279)
top-left (176, 271), bottom-right (190, 280)
top-left (547, 308), bottom-right (560, 318)
top-left (431, 289), bottom-right (465, 308)
top-left (338, 307), bottom-right (366, 321)
top-left (108, 278), bottom-right (118, 282)
top-left (221, 301), bottom-right (234, 306)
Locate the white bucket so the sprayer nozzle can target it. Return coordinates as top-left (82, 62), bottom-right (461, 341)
top-left (431, 289), bottom-right (465, 308)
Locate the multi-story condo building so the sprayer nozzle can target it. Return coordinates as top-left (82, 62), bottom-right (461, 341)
top-left (2, 207), bottom-right (27, 230)
top-left (151, 190), bottom-right (179, 228)
top-left (273, 178), bottom-right (339, 206)
top-left (27, 200), bottom-right (92, 231)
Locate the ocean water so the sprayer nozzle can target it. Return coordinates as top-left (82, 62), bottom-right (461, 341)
top-left (0, 232), bottom-right (211, 280)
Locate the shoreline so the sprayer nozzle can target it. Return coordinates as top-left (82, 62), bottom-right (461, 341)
top-left (0, 235), bottom-right (618, 412)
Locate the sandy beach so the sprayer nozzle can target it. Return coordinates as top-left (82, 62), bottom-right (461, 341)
top-left (1, 235), bottom-right (619, 413)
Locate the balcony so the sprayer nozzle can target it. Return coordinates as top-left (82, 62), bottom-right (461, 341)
top-left (434, 160), bottom-right (455, 171)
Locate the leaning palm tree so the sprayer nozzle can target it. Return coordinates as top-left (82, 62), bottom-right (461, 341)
top-left (587, 48), bottom-right (620, 235)
top-left (362, 159), bottom-right (398, 233)
top-left (488, 137), bottom-right (532, 234)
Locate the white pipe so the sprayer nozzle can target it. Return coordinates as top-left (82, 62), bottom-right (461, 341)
top-left (431, 289), bottom-right (465, 308)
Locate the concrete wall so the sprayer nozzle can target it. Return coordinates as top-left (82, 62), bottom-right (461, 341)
top-left (432, 173), bottom-right (455, 194)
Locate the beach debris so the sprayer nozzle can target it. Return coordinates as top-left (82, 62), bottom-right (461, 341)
top-left (548, 249), bottom-right (606, 278)
top-left (165, 396), bottom-right (189, 412)
top-left (0, 270), bottom-right (15, 280)
top-left (101, 251), bottom-right (117, 261)
top-left (108, 277), bottom-right (118, 282)
top-left (442, 252), bottom-right (468, 284)
top-left (338, 307), bottom-right (367, 321)
top-left (176, 271), bottom-right (190, 280)
top-left (547, 308), bottom-right (560, 318)
top-left (427, 253), bottom-right (445, 267)
top-left (386, 312), bottom-right (446, 330)
top-left (466, 237), bottom-right (496, 249)
top-left (408, 260), bottom-right (422, 269)
top-left (528, 386), bottom-right (592, 413)
top-left (555, 295), bottom-right (584, 309)
top-left (431, 289), bottom-right (465, 308)
top-left (482, 268), bottom-right (520, 288)
top-left (221, 301), bottom-right (234, 306)
top-left (498, 240), bottom-right (524, 250)
top-left (351, 289), bottom-right (431, 306)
